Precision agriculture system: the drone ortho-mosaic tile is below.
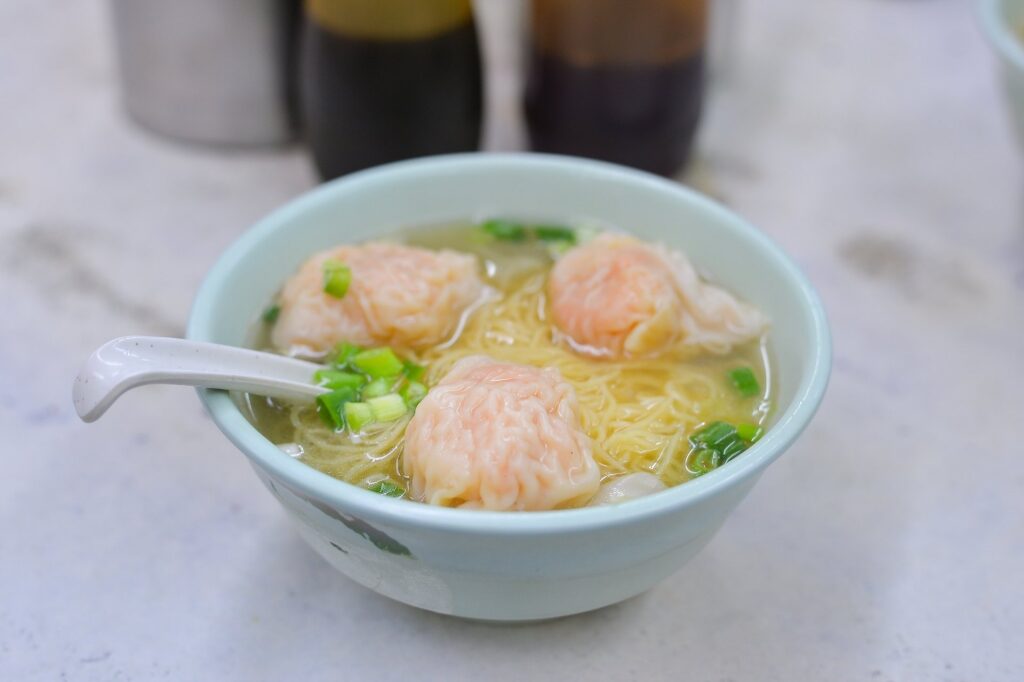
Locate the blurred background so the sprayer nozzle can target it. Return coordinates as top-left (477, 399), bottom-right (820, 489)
top-left (2, 1), bottom-right (1022, 680)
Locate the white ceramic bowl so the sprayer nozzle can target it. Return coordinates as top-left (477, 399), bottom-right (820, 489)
top-left (981, 0), bottom-right (1024, 147)
top-left (188, 154), bottom-right (830, 621)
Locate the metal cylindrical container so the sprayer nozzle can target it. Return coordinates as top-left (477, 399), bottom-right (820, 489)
top-left (110, 0), bottom-right (297, 146)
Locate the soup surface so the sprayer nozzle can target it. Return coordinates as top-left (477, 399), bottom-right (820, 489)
top-left (241, 222), bottom-right (772, 507)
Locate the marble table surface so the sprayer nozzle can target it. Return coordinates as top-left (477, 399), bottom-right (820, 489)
top-left (3, 1), bottom-right (1022, 680)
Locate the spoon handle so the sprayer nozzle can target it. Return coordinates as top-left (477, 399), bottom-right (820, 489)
top-left (73, 336), bottom-right (326, 422)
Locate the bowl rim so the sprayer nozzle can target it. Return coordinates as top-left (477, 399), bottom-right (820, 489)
top-left (980, 0), bottom-right (1024, 71)
top-left (188, 153), bottom-right (831, 535)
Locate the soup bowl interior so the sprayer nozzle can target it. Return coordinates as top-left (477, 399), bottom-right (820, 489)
top-left (189, 153), bottom-right (830, 620)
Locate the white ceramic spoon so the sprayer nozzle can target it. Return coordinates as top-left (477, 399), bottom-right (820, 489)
top-left (73, 336), bottom-right (326, 422)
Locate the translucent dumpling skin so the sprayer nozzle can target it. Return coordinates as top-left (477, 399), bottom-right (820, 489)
top-left (272, 242), bottom-right (483, 354)
top-left (588, 472), bottom-right (667, 506)
top-left (402, 356), bottom-right (601, 511)
top-left (547, 234), bottom-right (768, 358)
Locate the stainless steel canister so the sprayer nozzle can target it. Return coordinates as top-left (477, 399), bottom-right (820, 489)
top-left (110, 0), bottom-right (297, 146)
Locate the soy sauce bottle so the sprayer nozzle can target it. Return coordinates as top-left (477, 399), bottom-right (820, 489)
top-left (525, 0), bottom-right (708, 177)
top-left (301, 0), bottom-right (483, 179)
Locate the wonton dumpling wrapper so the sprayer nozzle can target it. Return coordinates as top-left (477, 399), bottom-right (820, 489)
top-left (589, 472), bottom-right (666, 506)
top-left (272, 242), bottom-right (483, 353)
top-left (403, 356), bottom-right (601, 511)
top-left (547, 234), bottom-right (767, 358)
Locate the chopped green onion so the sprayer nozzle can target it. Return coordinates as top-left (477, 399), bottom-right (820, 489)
top-left (351, 347), bottom-right (404, 378)
top-left (362, 377), bottom-right (396, 399)
top-left (322, 259), bottom-right (352, 299)
top-left (262, 304), bottom-right (281, 324)
top-left (330, 341), bottom-right (362, 369)
top-left (720, 438), bottom-right (747, 463)
top-left (368, 394), bottom-right (407, 422)
top-left (690, 421), bottom-right (738, 447)
top-left (728, 367), bottom-right (761, 397)
top-left (344, 401), bottom-right (375, 432)
top-left (316, 386), bottom-right (358, 430)
top-left (534, 225), bottom-right (577, 244)
top-left (368, 480), bottom-right (405, 497)
top-left (400, 381), bottom-right (427, 409)
top-left (736, 423), bottom-right (764, 443)
top-left (403, 360), bottom-right (426, 382)
top-left (313, 369), bottom-right (367, 391)
top-left (481, 219), bottom-right (527, 241)
top-left (688, 421), bottom-right (750, 472)
top-left (689, 448), bottom-right (719, 476)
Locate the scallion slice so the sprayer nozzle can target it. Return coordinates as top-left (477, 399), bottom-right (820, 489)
top-left (403, 360), bottom-right (426, 383)
top-left (688, 421), bottom-right (751, 472)
top-left (481, 219), bottom-right (527, 241)
top-left (368, 394), bottom-right (407, 422)
top-left (534, 225), bottom-right (576, 244)
top-left (330, 341), bottom-right (362, 369)
top-left (368, 480), bottom-right (405, 497)
top-left (344, 401), bottom-right (374, 432)
top-left (313, 369), bottom-right (367, 391)
top-left (262, 304), bottom-right (281, 324)
top-left (689, 448), bottom-right (719, 476)
top-left (728, 367), bottom-right (761, 397)
top-left (720, 438), bottom-right (747, 463)
top-left (351, 347), bottom-right (404, 378)
top-left (690, 421), bottom-right (738, 447)
top-left (362, 377), bottom-right (396, 399)
top-left (736, 423), bottom-right (764, 443)
top-left (400, 381), bottom-right (427, 409)
top-left (315, 386), bottom-right (358, 430)
top-left (322, 259), bottom-right (352, 299)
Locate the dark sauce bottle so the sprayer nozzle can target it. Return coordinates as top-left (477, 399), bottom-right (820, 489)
top-left (301, 0), bottom-right (483, 180)
top-left (525, 0), bottom-right (708, 177)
